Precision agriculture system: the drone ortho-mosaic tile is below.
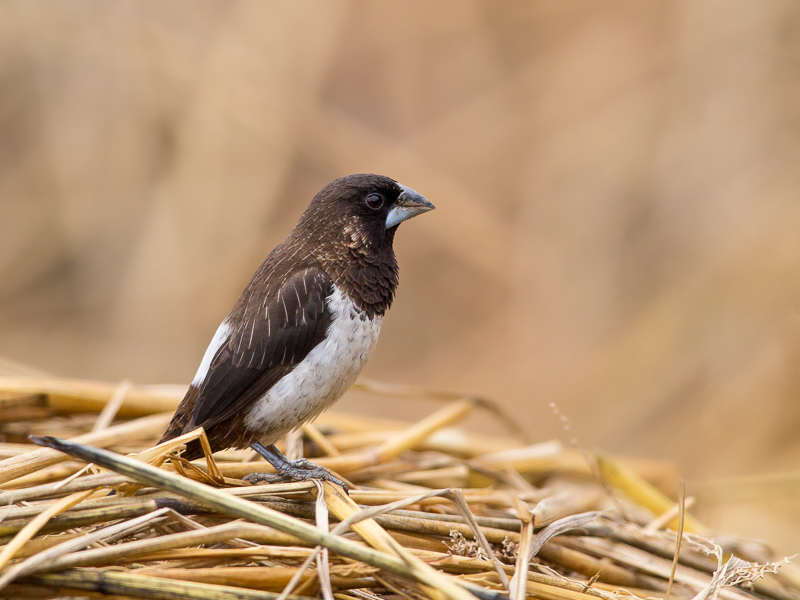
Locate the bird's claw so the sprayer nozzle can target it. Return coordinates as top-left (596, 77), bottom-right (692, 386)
top-left (243, 460), bottom-right (349, 494)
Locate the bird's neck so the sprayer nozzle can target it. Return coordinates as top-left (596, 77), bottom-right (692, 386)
top-left (327, 244), bottom-right (399, 318)
top-left (286, 221), bottom-right (399, 318)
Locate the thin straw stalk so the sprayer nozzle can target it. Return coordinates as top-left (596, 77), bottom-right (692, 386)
top-left (30, 436), bottom-right (501, 600)
top-left (0, 376), bottom-right (182, 416)
top-left (0, 412), bottom-right (172, 485)
top-left (595, 454), bottom-right (705, 533)
top-left (26, 522), bottom-right (308, 574)
top-left (20, 569), bottom-right (313, 600)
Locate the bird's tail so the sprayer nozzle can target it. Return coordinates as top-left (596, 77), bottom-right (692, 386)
top-left (158, 384), bottom-right (199, 444)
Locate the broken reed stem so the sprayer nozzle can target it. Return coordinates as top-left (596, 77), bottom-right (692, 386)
top-left (30, 522), bottom-right (307, 574)
top-left (20, 569), bottom-right (313, 600)
top-left (0, 487), bottom-right (659, 592)
top-left (0, 471), bottom-right (129, 504)
top-left (0, 376), bottom-right (182, 416)
top-left (374, 400), bottom-right (475, 462)
top-left (595, 453), bottom-right (705, 533)
top-left (0, 489), bottom-right (508, 543)
top-left (446, 489), bottom-right (509, 589)
top-left (321, 481), bottom-right (462, 600)
top-left (211, 400), bottom-right (479, 479)
top-left (132, 566), bottom-right (379, 592)
top-left (0, 412), bottom-right (172, 485)
top-left (0, 507), bottom-right (171, 589)
top-left (509, 498), bottom-right (533, 600)
top-left (29, 437), bottom-right (494, 600)
top-left (0, 490), bottom-right (93, 573)
top-left (1, 373), bottom-right (792, 600)
top-left (91, 379), bottom-right (133, 432)
top-left (312, 481), bottom-right (335, 600)
top-left (0, 462), bottom-right (85, 489)
top-left (0, 501), bottom-right (163, 540)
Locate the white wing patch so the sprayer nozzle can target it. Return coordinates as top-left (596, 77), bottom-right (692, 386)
top-left (191, 320), bottom-right (231, 386)
top-left (245, 285), bottom-right (382, 443)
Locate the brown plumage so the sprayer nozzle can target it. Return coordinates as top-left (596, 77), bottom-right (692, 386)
top-left (160, 174), bottom-right (434, 462)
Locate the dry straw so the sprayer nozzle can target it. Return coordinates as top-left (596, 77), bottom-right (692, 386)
top-left (0, 372), bottom-right (794, 600)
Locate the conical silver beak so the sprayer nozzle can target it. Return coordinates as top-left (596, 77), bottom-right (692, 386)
top-left (385, 184), bottom-right (435, 229)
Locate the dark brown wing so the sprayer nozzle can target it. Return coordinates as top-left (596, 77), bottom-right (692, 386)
top-left (184, 267), bottom-right (334, 436)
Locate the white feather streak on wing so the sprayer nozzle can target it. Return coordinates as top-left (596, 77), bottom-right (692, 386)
top-left (191, 320), bottom-right (231, 386)
top-left (245, 286), bottom-right (382, 444)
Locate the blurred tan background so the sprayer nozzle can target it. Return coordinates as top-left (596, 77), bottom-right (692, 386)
top-left (1, 1), bottom-right (799, 551)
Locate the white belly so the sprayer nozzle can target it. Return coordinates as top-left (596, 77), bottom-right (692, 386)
top-left (244, 286), bottom-right (382, 443)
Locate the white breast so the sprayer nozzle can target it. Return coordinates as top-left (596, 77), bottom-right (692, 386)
top-left (244, 285), bottom-right (382, 443)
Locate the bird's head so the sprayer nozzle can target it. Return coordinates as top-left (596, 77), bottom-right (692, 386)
top-left (297, 174), bottom-right (435, 255)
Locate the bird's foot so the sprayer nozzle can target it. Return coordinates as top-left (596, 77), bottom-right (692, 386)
top-left (242, 472), bottom-right (286, 485)
top-left (246, 442), bottom-right (348, 494)
top-left (243, 464), bottom-right (348, 491)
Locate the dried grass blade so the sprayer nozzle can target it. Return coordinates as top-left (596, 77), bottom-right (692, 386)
top-left (0, 507), bottom-right (170, 588)
top-left (665, 480), bottom-right (686, 600)
top-left (314, 481), bottom-right (335, 600)
top-left (509, 499), bottom-right (533, 600)
top-left (51, 461), bottom-right (96, 490)
top-left (302, 423), bottom-right (341, 456)
top-left (522, 579), bottom-right (609, 600)
top-left (20, 569), bottom-right (313, 600)
top-left (275, 540), bottom-right (324, 600)
top-left (529, 512), bottom-right (602, 560)
top-left (334, 488), bottom-right (452, 531)
top-left (0, 489), bottom-right (93, 575)
top-left (645, 496), bottom-right (696, 532)
top-left (596, 453), bottom-right (705, 533)
top-left (352, 379), bottom-right (528, 443)
top-left (375, 400), bottom-right (475, 463)
top-left (0, 412), bottom-right (171, 485)
top-left (567, 537), bottom-right (754, 600)
top-left (0, 471), bottom-right (127, 504)
top-left (530, 484), bottom-right (604, 527)
top-left (126, 546), bottom-right (315, 562)
top-left (29, 436), bottom-right (498, 600)
top-left (286, 485), bottom-right (456, 598)
top-left (322, 482), bottom-right (447, 600)
top-left (281, 487), bottom-right (456, 600)
top-left (117, 427), bottom-right (226, 494)
top-left (446, 489), bottom-right (509, 590)
top-left (322, 482), bottom-right (490, 600)
top-left (0, 376), bottom-right (182, 416)
top-left (91, 379), bottom-right (133, 432)
top-left (226, 481), bottom-right (317, 497)
top-left (36, 522), bottom-right (294, 572)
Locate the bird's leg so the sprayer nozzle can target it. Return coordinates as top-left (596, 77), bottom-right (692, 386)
top-left (244, 441), bottom-right (348, 493)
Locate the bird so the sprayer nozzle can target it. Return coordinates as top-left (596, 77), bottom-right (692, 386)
top-left (158, 174), bottom-right (434, 490)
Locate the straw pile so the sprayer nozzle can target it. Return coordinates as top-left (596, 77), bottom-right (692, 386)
top-left (0, 373), bottom-right (796, 600)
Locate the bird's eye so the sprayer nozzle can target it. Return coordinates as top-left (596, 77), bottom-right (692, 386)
top-left (365, 194), bottom-right (384, 210)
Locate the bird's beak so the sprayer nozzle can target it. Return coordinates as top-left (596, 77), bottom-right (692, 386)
top-left (386, 184), bottom-right (435, 229)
